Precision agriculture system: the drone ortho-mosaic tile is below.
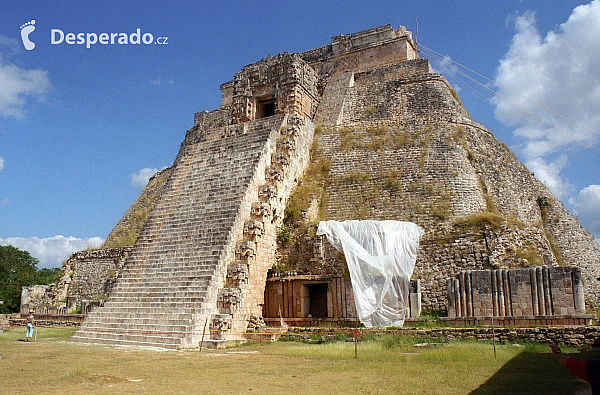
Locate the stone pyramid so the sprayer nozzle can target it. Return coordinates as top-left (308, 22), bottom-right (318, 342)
top-left (71, 25), bottom-right (600, 349)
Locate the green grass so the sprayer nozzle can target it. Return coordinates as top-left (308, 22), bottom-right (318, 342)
top-left (1, 326), bottom-right (597, 394)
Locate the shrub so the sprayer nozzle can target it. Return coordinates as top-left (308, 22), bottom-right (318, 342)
top-left (455, 212), bottom-right (506, 230)
top-left (278, 226), bottom-right (291, 245)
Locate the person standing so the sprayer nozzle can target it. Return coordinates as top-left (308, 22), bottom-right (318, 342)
top-left (25, 310), bottom-right (34, 342)
top-left (550, 343), bottom-right (600, 394)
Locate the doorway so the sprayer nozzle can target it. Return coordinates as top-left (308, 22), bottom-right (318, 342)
top-left (256, 96), bottom-right (276, 119)
top-left (307, 283), bottom-right (328, 318)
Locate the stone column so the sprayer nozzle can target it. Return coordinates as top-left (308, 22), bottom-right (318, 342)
top-left (447, 278), bottom-right (456, 318)
top-left (496, 270), bottom-right (505, 317)
top-left (459, 272), bottom-right (467, 317)
top-left (454, 279), bottom-right (461, 317)
top-left (536, 267), bottom-right (546, 316)
top-left (410, 279), bottom-right (421, 319)
top-left (572, 269), bottom-right (585, 313)
top-left (491, 270), bottom-right (498, 317)
top-left (530, 268), bottom-right (539, 316)
top-left (464, 271), bottom-right (472, 317)
top-left (502, 269), bottom-right (511, 316)
top-left (542, 266), bottom-right (552, 315)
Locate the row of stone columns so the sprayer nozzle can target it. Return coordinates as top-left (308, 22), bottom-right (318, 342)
top-left (447, 266), bottom-right (585, 318)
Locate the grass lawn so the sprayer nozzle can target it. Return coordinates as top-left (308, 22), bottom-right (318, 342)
top-left (1, 325), bottom-right (598, 394)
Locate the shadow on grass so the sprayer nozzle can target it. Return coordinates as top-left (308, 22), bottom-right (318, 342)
top-left (469, 348), bottom-right (600, 395)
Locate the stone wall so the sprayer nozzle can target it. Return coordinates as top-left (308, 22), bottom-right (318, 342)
top-left (63, 248), bottom-right (131, 304)
top-left (341, 74), bottom-right (470, 126)
top-left (20, 247), bottom-right (131, 314)
top-left (285, 326), bottom-right (600, 347)
top-left (299, 24), bottom-right (417, 76)
top-left (403, 326), bottom-right (600, 347)
top-left (447, 267), bottom-right (585, 318)
top-left (352, 59), bottom-right (432, 86)
top-left (263, 276), bottom-right (422, 325)
top-left (20, 285), bottom-right (54, 312)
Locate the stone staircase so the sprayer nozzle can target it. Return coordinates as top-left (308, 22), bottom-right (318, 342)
top-left (71, 113), bottom-right (314, 349)
top-left (313, 71), bottom-right (354, 126)
top-left (71, 115), bottom-right (284, 349)
top-left (211, 114), bottom-right (315, 342)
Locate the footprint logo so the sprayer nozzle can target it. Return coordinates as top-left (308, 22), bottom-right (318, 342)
top-left (20, 20), bottom-right (36, 51)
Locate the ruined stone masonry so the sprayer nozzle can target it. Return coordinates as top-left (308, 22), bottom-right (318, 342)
top-left (61, 24), bottom-right (600, 348)
top-left (447, 267), bottom-right (589, 325)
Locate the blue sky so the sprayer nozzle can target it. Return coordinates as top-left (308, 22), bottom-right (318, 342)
top-left (1, 1), bottom-right (598, 267)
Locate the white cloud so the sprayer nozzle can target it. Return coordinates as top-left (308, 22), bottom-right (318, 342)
top-left (0, 156), bottom-right (4, 172)
top-left (569, 185), bottom-right (600, 244)
top-left (0, 236), bottom-right (104, 269)
top-left (0, 35), bottom-right (20, 53)
top-left (130, 167), bottom-right (166, 187)
top-left (1, 198), bottom-right (8, 205)
top-left (526, 154), bottom-right (574, 199)
top-left (493, 2), bottom-right (600, 189)
top-left (0, 36), bottom-right (51, 118)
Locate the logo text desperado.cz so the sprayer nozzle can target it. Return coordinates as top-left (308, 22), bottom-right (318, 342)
top-left (51, 28), bottom-right (168, 48)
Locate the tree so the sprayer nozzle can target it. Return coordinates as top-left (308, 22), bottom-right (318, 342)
top-left (0, 245), bottom-right (40, 314)
top-left (37, 267), bottom-right (62, 285)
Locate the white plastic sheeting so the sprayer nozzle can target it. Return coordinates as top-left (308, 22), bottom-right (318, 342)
top-left (316, 220), bottom-right (424, 328)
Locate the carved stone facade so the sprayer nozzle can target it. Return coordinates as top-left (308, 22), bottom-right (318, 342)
top-left (447, 267), bottom-right (586, 319)
top-left (221, 53), bottom-right (319, 124)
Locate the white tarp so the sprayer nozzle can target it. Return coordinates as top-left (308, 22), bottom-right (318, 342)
top-left (316, 220), bottom-right (424, 328)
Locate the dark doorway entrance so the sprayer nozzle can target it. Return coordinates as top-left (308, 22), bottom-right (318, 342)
top-left (257, 97), bottom-right (276, 119)
top-left (307, 283), bottom-right (328, 318)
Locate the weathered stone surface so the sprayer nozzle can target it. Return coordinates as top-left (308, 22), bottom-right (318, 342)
top-left (447, 267), bottom-right (585, 318)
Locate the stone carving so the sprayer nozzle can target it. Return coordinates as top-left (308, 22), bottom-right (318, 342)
top-left (244, 220), bottom-right (264, 238)
top-left (236, 241), bottom-right (256, 260)
top-left (227, 263), bottom-right (248, 284)
top-left (277, 137), bottom-right (296, 152)
top-left (251, 201), bottom-right (271, 218)
top-left (247, 314), bottom-right (265, 332)
top-left (272, 152), bottom-right (290, 168)
top-left (218, 288), bottom-right (241, 308)
top-left (287, 114), bottom-right (305, 127)
top-left (266, 167), bottom-right (284, 183)
top-left (231, 53), bottom-right (318, 124)
top-left (211, 314), bottom-right (232, 331)
top-left (283, 125), bottom-right (300, 139)
top-left (259, 184), bottom-right (278, 200)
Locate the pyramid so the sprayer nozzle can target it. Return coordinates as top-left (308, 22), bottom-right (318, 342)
top-left (71, 25), bottom-right (600, 349)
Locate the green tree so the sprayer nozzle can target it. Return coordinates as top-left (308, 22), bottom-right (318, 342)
top-left (37, 267), bottom-right (62, 285)
top-left (0, 245), bottom-right (40, 314)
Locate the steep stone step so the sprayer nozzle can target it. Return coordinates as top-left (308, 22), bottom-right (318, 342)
top-left (89, 306), bottom-right (196, 315)
top-left (114, 276), bottom-right (213, 285)
top-left (105, 297), bottom-right (207, 305)
top-left (96, 300), bottom-right (205, 309)
top-left (109, 290), bottom-right (207, 298)
top-left (79, 321), bottom-right (190, 333)
top-left (70, 331), bottom-right (183, 349)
